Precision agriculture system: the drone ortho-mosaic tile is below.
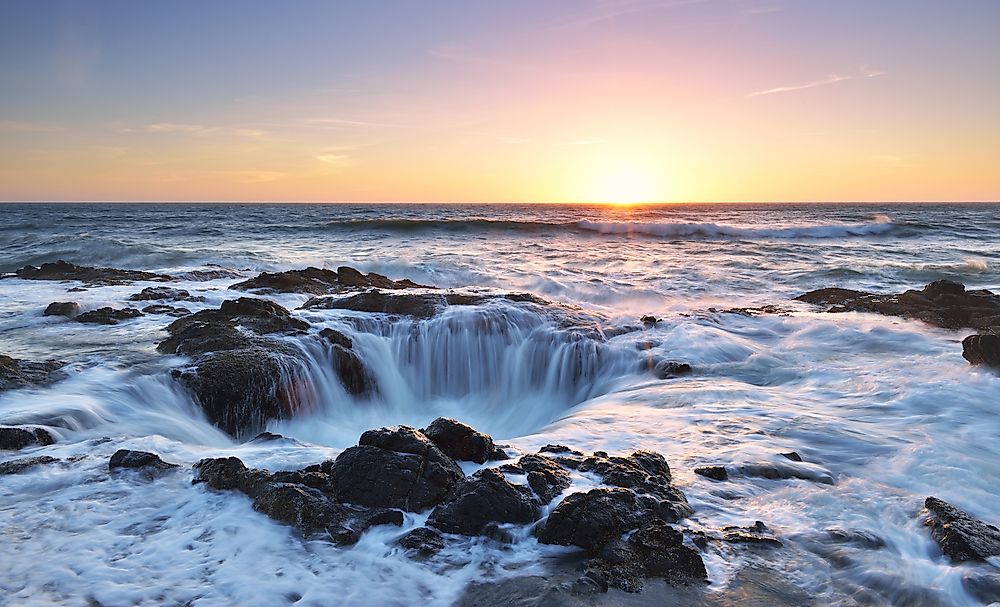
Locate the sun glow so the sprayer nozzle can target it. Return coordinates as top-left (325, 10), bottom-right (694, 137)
top-left (587, 165), bottom-right (665, 204)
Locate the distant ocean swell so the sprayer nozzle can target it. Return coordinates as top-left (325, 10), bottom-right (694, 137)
top-left (324, 216), bottom-right (907, 239)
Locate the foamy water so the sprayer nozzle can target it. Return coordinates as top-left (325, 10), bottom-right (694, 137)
top-left (1, 203), bottom-right (998, 606)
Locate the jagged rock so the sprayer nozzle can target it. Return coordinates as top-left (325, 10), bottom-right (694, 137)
top-left (582, 520), bottom-right (708, 592)
top-left (175, 268), bottom-right (243, 281)
top-left (141, 304), bottom-right (191, 317)
top-left (922, 496), bottom-right (1000, 562)
top-left (539, 444), bottom-right (583, 456)
top-left (654, 360), bottom-right (692, 379)
top-left (694, 466), bottom-right (728, 481)
top-left (0, 455), bottom-right (59, 475)
top-left (640, 315), bottom-right (659, 326)
top-left (500, 454), bottom-right (571, 503)
top-left (0, 355), bottom-right (66, 392)
top-left (75, 307), bottom-right (144, 325)
top-left (157, 297), bottom-right (308, 357)
top-left (301, 290), bottom-right (550, 319)
top-left (108, 449), bottom-right (179, 471)
top-left (319, 327), bottom-right (352, 349)
top-left (722, 521), bottom-right (782, 547)
top-left (251, 431), bottom-right (285, 442)
top-left (230, 266), bottom-right (429, 295)
top-left (795, 281), bottom-right (1000, 331)
top-left (43, 301), bottom-right (81, 317)
top-left (422, 417), bottom-right (504, 464)
top-left (962, 334), bottom-right (1000, 369)
top-left (0, 426), bottom-right (56, 450)
top-left (398, 527), bottom-right (445, 555)
top-left (194, 456), bottom-right (251, 491)
top-left (735, 461), bottom-right (834, 485)
top-left (128, 286), bottom-right (204, 302)
top-left (428, 468), bottom-right (539, 535)
top-left (7, 260), bottom-right (172, 285)
top-left (779, 451), bottom-right (803, 462)
top-left (325, 426), bottom-right (464, 512)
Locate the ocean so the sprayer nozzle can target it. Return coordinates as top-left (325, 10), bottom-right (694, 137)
top-left (1, 202), bottom-right (998, 606)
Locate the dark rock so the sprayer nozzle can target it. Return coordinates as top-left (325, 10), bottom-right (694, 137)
top-left (251, 431), bottom-right (285, 442)
top-left (75, 307), bottom-right (144, 325)
top-left (428, 468), bottom-right (539, 535)
top-left (654, 360), bottom-right (692, 379)
top-left (141, 304), bottom-right (191, 317)
top-left (43, 301), bottom-right (81, 317)
top-left (175, 268), bottom-right (244, 281)
top-left (230, 266), bottom-right (430, 295)
top-left (0, 355), bottom-right (66, 392)
top-left (0, 455), bottom-right (59, 475)
top-left (824, 528), bottom-right (886, 549)
top-left (795, 281), bottom-right (1000, 331)
top-left (694, 466), bottom-right (728, 481)
top-left (922, 496), bottom-right (1000, 562)
top-left (128, 286), bottom-right (203, 302)
top-left (538, 488), bottom-right (676, 553)
top-left (8, 260), bottom-right (172, 285)
top-left (319, 327), bottom-right (352, 349)
top-left (539, 444), bottom-right (583, 456)
top-left (301, 290), bottom-right (552, 319)
top-left (326, 426), bottom-right (463, 512)
top-left (194, 457), bottom-right (251, 491)
top-left (501, 454), bottom-right (571, 503)
top-left (422, 417), bottom-right (500, 464)
top-left (108, 449), bottom-right (179, 471)
top-left (735, 461), bottom-right (834, 485)
top-left (779, 451), bottom-right (803, 462)
top-left (722, 521), bottom-right (782, 547)
top-left (640, 315), bottom-right (659, 326)
top-left (399, 527), bottom-right (445, 555)
top-left (157, 297), bottom-right (308, 357)
top-left (962, 572), bottom-right (1000, 606)
top-left (0, 425), bottom-right (55, 450)
top-left (962, 334), bottom-right (1000, 368)
top-left (583, 520), bottom-right (708, 592)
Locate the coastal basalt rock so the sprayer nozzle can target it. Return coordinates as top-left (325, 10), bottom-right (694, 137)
top-left (7, 260), bottom-right (172, 285)
top-left (962, 334), bottom-right (1000, 369)
top-left (735, 461), bottom-right (835, 485)
top-left (653, 360), bottom-right (692, 379)
top-left (109, 449), bottom-right (179, 472)
top-left (500, 453), bottom-right (571, 503)
top-left (43, 301), bottom-right (81, 318)
top-left (795, 280), bottom-right (1000, 332)
top-left (0, 455), bottom-right (59, 475)
top-left (422, 417), bottom-right (505, 464)
top-left (398, 527), bottom-right (445, 555)
top-left (722, 521), bottom-right (782, 547)
top-left (0, 355), bottom-right (66, 392)
top-left (301, 289), bottom-right (553, 320)
top-left (694, 466), bottom-right (728, 481)
top-left (0, 426), bottom-right (57, 450)
top-left (582, 519), bottom-right (708, 592)
top-left (922, 496), bottom-right (1000, 563)
top-left (128, 286), bottom-right (205, 302)
top-left (141, 304), bottom-right (191, 317)
top-left (230, 266), bottom-right (430, 295)
top-left (428, 468), bottom-right (539, 535)
top-left (537, 487), bottom-right (672, 553)
top-left (75, 307), bottom-right (144, 325)
top-left (325, 426), bottom-right (464, 512)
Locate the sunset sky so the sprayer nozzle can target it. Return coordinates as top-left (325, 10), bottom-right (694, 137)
top-left (1, 0), bottom-right (998, 203)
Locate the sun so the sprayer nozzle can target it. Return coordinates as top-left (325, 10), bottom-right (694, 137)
top-left (590, 166), bottom-right (662, 205)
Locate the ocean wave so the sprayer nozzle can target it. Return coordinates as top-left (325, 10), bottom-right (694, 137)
top-left (325, 215), bottom-right (904, 239)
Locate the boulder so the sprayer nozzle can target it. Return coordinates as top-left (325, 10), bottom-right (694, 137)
top-left (0, 455), bottom-right (59, 475)
top-left (229, 266), bottom-right (430, 295)
top-left (319, 327), bottom-right (352, 349)
top-left (582, 520), bottom-right (707, 592)
top-left (43, 301), bottom-right (81, 317)
top-left (735, 461), bottom-right (834, 485)
top-left (422, 417), bottom-right (504, 464)
top-left (141, 304), bottom-right (191, 317)
top-left (324, 426), bottom-right (463, 512)
top-left (923, 496), bottom-right (1000, 562)
top-left (537, 488), bottom-right (669, 553)
top-left (0, 426), bottom-right (56, 450)
top-left (654, 360), bottom-right (692, 379)
top-left (962, 334), bottom-right (1000, 368)
top-left (398, 527), bottom-right (445, 555)
top-left (75, 307), bottom-right (143, 325)
top-left (7, 260), bottom-right (172, 285)
top-left (301, 290), bottom-right (551, 319)
top-left (0, 356), bottom-right (66, 392)
top-left (500, 454), bottom-right (571, 503)
top-left (694, 466), bottom-right (728, 481)
top-left (128, 286), bottom-right (203, 302)
top-left (428, 468), bottom-right (539, 535)
top-left (722, 521), bottom-right (782, 547)
top-left (108, 449), bottom-right (178, 471)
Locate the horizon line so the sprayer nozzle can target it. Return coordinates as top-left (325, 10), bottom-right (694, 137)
top-left (2, 199), bottom-right (999, 205)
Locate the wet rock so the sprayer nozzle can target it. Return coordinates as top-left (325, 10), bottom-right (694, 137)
top-left (539, 444), bottom-right (584, 456)
top-left (128, 286), bottom-right (203, 302)
top-left (640, 315), bottom-right (659, 326)
top-left (0, 426), bottom-right (56, 450)
top-left (538, 488), bottom-right (678, 553)
top-left (175, 267), bottom-right (244, 281)
top-left (422, 417), bottom-right (503, 464)
top-left (230, 266), bottom-right (429, 295)
top-left (109, 449), bottom-right (179, 471)
top-left (778, 451), bottom-right (803, 462)
top-left (194, 456), bottom-right (251, 491)
top-left (735, 461), bottom-right (834, 485)
top-left (141, 304), bottom-right (191, 317)
top-left (922, 496), bottom-right (1000, 562)
top-left (694, 466), bottom-right (728, 481)
top-left (583, 520), bottom-right (708, 592)
top-left (824, 528), bottom-right (886, 549)
top-left (75, 307), bottom-right (144, 325)
top-left (319, 327), bottom-right (352, 349)
top-left (325, 426), bottom-right (464, 512)
top-left (654, 360), bottom-right (692, 379)
top-left (398, 526), bottom-right (445, 555)
top-left (0, 455), bottom-right (59, 475)
top-left (0, 355), bottom-right (66, 392)
top-left (722, 521), bottom-right (782, 547)
top-left (961, 572), bottom-right (1000, 606)
top-left (428, 468), bottom-right (539, 535)
top-left (501, 453), bottom-right (571, 503)
top-left (962, 334), bottom-right (1000, 369)
top-left (43, 301), bottom-right (81, 317)
top-left (302, 289), bottom-right (553, 319)
top-left (8, 260), bottom-right (172, 285)
top-left (795, 281), bottom-right (1000, 331)
top-left (157, 297), bottom-right (308, 356)
top-left (251, 431), bottom-right (285, 442)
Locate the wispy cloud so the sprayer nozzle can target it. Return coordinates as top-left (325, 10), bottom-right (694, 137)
top-left (215, 170), bottom-right (287, 184)
top-left (748, 69), bottom-right (887, 97)
top-left (315, 153), bottom-right (352, 166)
top-left (144, 122), bottom-right (214, 135)
top-left (305, 118), bottom-right (404, 129)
